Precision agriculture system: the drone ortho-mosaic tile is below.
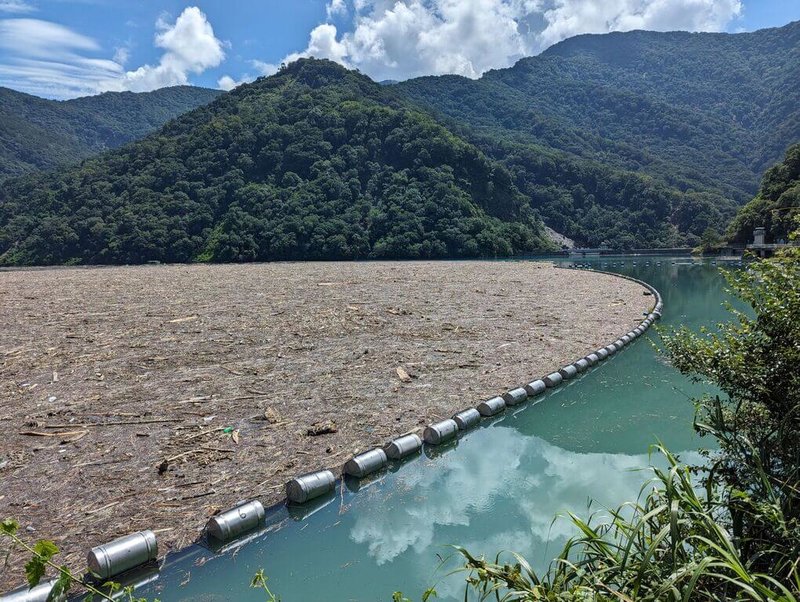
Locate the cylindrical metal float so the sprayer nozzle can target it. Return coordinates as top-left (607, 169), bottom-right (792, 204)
top-left (524, 380), bottom-right (546, 397)
top-left (586, 352), bottom-right (601, 365)
top-left (286, 469), bottom-right (336, 504)
top-left (559, 365), bottom-right (578, 380)
top-left (423, 419), bottom-right (459, 445)
top-left (477, 396), bottom-right (506, 416)
top-left (452, 408), bottom-right (481, 430)
top-left (648, 312), bottom-right (658, 322)
top-left (87, 531), bottom-right (158, 581)
top-left (620, 335), bottom-right (631, 345)
top-left (0, 579), bottom-right (62, 602)
top-left (604, 344), bottom-right (617, 355)
top-left (206, 500), bottom-right (265, 543)
top-left (344, 448), bottom-right (388, 478)
top-left (502, 387), bottom-right (528, 406)
top-left (634, 326), bottom-right (644, 336)
top-left (573, 358), bottom-right (589, 372)
top-left (543, 372), bottom-right (563, 388)
top-left (384, 433), bottom-right (423, 460)
top-left (595, 348), bottom-right (609, 360)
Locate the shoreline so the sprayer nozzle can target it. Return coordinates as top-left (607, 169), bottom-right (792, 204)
top-left (0, 261), bottom-right (652, 591)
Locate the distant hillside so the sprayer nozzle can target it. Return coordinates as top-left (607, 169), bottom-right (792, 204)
top-left (0, 86), bottom-right (223, 181)
top-left (0, 60), bottom-right (551, 266)
top-left (727, 143), bottom-right (800, 244)
top-left (397, 21), bottom-right (800, 248)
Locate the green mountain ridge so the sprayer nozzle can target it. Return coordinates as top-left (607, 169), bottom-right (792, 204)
top-left (0, 60), bottom-right (551, 265)
top-left (1, 22), bottom-right (798, 264)
top-left (396, 21), bottom-right (800, 247)
top-left (0, 85), bottom-right (223, 182)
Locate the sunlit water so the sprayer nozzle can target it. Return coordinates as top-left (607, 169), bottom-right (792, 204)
top-left (128, 257), bottom-right (743, 602)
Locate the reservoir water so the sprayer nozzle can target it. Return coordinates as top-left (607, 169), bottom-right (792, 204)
top-left (130, 257), bottom-right (742, 601)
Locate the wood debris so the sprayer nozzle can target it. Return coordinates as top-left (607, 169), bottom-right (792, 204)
top-left (0, 261), bottom-right (648, 590)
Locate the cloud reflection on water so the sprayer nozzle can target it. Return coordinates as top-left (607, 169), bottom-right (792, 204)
top-left (350, 425), bottom-right (699, 568)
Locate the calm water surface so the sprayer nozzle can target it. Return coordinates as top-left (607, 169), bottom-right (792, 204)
top-left (132, 257), bottom-right (743, 601)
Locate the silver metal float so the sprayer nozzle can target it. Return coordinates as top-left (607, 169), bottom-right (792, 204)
top-left (344, 448), bottom-right (388, 478)
top-left (206, 500), bottom-right (265, 543)
top-left (452, 408), bottom-right (481, 430)
top-left (384, 433), bottom-right (423, 460)
top-left (87, 531), bottom-right (158, 581)
top-left (423, 419), bottom-right (459, 445)
top-left (286, 469), bottom-right (335, 504)
top-left (502, 387), bottom-right (528, 406)
top-left (524, 380), bottom-right (546, 397)
top-left (477, 396), bottom-right (506, 416)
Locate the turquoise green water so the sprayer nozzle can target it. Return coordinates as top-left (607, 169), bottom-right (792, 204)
top-left (132, 257), bottom-right (743, 602)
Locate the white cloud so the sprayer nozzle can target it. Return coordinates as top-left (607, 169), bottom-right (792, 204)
top-left (217, 73), bottom-right (249, 90)
top-left (0, 0), bottom-right (35, 14)
top-left (217, 59), bottom-right (279, 91)
top-left (250, 59), bottom-right (279, 76)
top-left (327, 0), bottom-right (348, 18)
top-left (112, 45), bottom-right (130, 66)
top-left (0, 18), bottom-right (121, 97)
top-left (101, 6), bottom-right (225, 93)
top-left (0, 6), bottom-right (225, 98)
top-left (534, 0), bottom-right (743, 48)
top-left (0, 18), bottom-right (98, 56)
top-left (283, 22), bottom-right (350, 66)
top-left (275, 0), bottom-right (742, 81)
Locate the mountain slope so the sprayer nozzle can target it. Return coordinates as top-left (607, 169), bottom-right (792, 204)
top-left (0, 60), bottom-right (551, 266)
top-left (396, 22), bottom-right (800, 247)
top-left (0, 86), bottom-right (223, 181)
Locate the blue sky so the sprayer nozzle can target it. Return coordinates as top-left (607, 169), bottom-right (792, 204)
top-left (0, 0), bottom-right (797, 98)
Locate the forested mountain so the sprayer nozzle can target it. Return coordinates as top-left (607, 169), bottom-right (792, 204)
top-left (0, 60), bottom-right (552, 265)
top-left (0, 86), bottom-right (222, 182)
top-left (1, 23), bottom-right (798, 263)
top-left (396, 21), bottom-right (800, 248)
top-left (727, 143), bottom-right (800, 244)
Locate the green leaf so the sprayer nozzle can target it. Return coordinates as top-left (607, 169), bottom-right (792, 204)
top-left (0, 518), bottom-right (19, 535)
top-left (24, 556), bottom-right (46, 588)
top-left (32, 540), bottom-right (59, 561)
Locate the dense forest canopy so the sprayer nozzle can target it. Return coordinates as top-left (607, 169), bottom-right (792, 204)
top-left (396, 21), bottom-right (800, 248)
top-left (0, 60), bottom-right (552, 266)
top-left (0, 86), bottom-right (222, 182)
top-left (0, 23), bottom-right (799, 263)
top-left (727, 143), bottom-right (800, 244)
